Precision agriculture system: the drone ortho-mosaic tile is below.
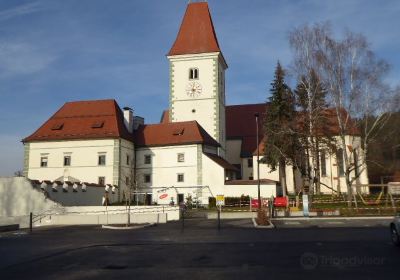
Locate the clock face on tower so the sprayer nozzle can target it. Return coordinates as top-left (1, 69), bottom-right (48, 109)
top-left (186, 81), bottom-right (202, 98)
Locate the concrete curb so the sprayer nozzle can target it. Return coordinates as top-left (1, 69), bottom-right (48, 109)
top-left (0, 224), bottom-right (19, 233)
top-left (101, 223), bottom-right (155, 230)
top-left (252, 218), bottom-right (275, 229)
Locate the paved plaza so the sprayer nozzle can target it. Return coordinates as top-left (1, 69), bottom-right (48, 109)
top-left (0, 217), bottom-right (399, 279)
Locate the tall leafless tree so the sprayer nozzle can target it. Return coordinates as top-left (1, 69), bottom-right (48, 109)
top-left (289, 23), bottom-right (398, 206)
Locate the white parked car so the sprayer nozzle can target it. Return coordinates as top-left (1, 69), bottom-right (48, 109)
top-left (390, 214), bottom-right (400, 246)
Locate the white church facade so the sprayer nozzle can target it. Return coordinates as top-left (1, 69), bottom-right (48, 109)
top-left (22, 2), bottom-right (368, 206)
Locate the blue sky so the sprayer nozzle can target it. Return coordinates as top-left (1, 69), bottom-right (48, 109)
top-left (0, 0), bottom-right (399, 176)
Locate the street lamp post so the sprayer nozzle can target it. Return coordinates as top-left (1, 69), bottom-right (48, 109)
top-left (255, 113), bottom-right (261, 210)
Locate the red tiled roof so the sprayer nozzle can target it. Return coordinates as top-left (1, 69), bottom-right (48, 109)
top-left (159, 104), bottom-right (359, 157)
top-left (160, 104), bottom-right (266, 156)
top-left (168, 2), bottom-right (222, 56)
top-left (226, 104), bottom-right (267, 157)
top-left (134, 121), bottom-right (219, 147)
top-left (204, 153), bottom-right (239, 171)
top-left (23, 99), bottom-right (133, 142)
top-left (160, 110), bottom-right (169, 124)
top-left (252, 108), bottom-right (360, 156)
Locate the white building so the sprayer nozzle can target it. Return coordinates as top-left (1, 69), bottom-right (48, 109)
top-left (22, 2), bottom-right (367, 206)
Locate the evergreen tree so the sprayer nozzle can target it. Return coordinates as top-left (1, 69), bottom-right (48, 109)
top-left (263, 62), bottom-right (299, 195)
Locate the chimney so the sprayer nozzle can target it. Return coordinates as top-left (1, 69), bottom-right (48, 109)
top-left (123, 107), bottom-right (134, 133)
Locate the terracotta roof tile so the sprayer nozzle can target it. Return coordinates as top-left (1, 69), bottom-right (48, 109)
top-left (23, 99), bottom-right (133, 142)
top-left (204, 153), bottom-right (239, 171)
top-left (168, 2), bottom-right (222, 56)
top-left (160, 110), bottom-right (170, 124)
top-left (226, 104), bottom-right (267, 157)
top-left (134, 121), bottom-right (219, 147)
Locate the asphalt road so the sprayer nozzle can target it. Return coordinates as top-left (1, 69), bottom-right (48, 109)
top-left (0, 218), bottom-right (399, 280)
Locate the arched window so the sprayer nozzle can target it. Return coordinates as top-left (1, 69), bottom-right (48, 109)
top-left (189, 68), bottom-right (199, 80)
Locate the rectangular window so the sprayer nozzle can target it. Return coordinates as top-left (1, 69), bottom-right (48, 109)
top-left (189, 68), bottom-right (199, 80)
top-left (63, 156), bottom-right (71, 166)
top-left (98, 176), bottom-right (105, 186)
top-left (98, 155), bottom-right (106, 166)
top-left (40, 157), bottom-right (48, 167)
top-left (144, 174), bottom-right (151, 183)
top-left (177, 153), bottom-right (185, 163)
top-left (144, 155), bottom-right (151, 164)
top-left (337, 149), bottom-right (344, 176)
top-left (126, 155), bottom-right (130, 165)
top-left (320, 151), bottom-right (326, 177)
top-left (125, 176), bottom-right (129, 186)
top-left (247, 158), bottom-right (253, 168)
top-left (177, 173), bottom-right (184, 182)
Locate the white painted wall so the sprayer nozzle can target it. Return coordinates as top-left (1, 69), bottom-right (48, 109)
top-left (253, 135), bottom-right (369, 194)
top-left (36, 183), bottom-right (118, 206)
top-left (226, 139), bottom-right (241, 165)
top-left (242, 158), bottom-right (254, 180)
top-left (136, 145), bottom-right (199, 190)
top-left (25, 138), bottom-right (135, 200)
top-left (169, 52), bottom-right (226, 155)
top-left (202, 153), bottom-right (225, 196)
top-left (119, 138), bottom-right (135, 195)
top-left (27, 139), bottom-right (116, 184)
top-left (223, 184), bottom-right (276, 198)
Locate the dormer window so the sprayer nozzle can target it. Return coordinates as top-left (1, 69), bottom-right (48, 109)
top-left (91, 121), bottom-right (104, 128)
top-left (189, 68), bottom-right (199, 80)
top-left (51, 123), bottom-right (64, 130)
top-left (173, 128), bottom-right (184, 136)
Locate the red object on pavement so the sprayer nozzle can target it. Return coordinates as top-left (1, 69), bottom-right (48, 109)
top-left (251, 198), bottom-right (269, 209)
top-left (274, 196), bottom-right (288, 207)
top-left (251, 198), bottom-right (258, 209)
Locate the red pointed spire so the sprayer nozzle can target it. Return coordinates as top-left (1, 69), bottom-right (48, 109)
top-left (168, 2), bottom-right (222, 56)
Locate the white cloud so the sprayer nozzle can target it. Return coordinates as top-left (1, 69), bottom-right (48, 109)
top-left (0, 42), bottom-right (56, 78)
top-left (0, 2), bottom-right (44, 22)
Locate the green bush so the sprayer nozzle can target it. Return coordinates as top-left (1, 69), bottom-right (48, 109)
top-left (209, 197), bottom-right (216, 208)
top-left (224, 195), bottom-right (250, 206)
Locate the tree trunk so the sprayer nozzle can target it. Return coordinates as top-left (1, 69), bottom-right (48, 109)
top-left (340, 136), bottom-right (353, 208)
top-left (315, 139), bottom-right (321, 195)
top-left (292, 166), bottom-right (299, 194)
top-left (279, 159), bottom-right (287, 196)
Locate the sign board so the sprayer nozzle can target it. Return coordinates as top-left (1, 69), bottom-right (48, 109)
top-left (389, 182), bottom-right (400, 195)
top-left (216, 195), bottom-right (225, 206)
top-left (159, 193), bottom-right (168, 200)
top-left (302, 195), bottom-right (309, 217)
top-left (251, 198), bottom-right (269, 209)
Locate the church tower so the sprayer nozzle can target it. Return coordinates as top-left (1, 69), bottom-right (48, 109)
top-left (167, 1), bottom-right (227, 157)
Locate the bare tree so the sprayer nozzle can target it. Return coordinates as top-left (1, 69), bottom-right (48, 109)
top-left (289, 23), bottom-right (336, 195)
top-left (122, 158), bottom-right (146, 226)
top-left (289, 23), bottom-right (397, 206)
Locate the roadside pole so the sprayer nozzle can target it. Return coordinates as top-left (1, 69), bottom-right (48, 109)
top-left (216, 195), bottom-right (224, 231)
top-left (29, 212), bottom-right (33, 233)
top-left (217, 205), bottom-right (221, 231)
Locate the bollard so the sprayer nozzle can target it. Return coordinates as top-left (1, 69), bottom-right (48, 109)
top-left (29, 212), bottom-right (33, 233)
